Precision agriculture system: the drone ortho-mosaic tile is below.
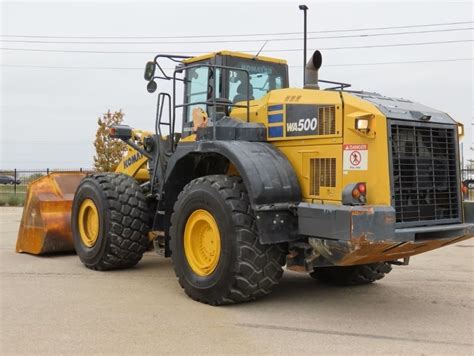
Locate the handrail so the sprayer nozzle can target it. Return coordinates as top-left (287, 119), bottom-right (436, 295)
top-left (318, 78), bottom-right (352, 90)
top-left (152, 54), bottom-right (191, 82)
top-left (155, 92), bottom-right (172, 138)
top-left (171, 63), bottom-right (252, 150)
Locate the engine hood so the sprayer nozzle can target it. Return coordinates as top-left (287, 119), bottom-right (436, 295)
top-left (350, 91), bottom-right (456, 125)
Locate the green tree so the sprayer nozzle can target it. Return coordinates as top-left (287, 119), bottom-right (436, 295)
top-left (93, 110), bottom-right (127, 172)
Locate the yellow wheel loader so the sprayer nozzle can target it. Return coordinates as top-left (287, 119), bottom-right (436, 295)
top-left (17, 50), bottom-right (473, 305)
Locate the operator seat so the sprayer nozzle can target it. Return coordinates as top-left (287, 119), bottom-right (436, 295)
top-left (233, 82), bottom-right (254, 103)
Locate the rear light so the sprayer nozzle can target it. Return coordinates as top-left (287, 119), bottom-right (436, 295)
top-left (343, 182), bottom-right (367, 205)
top-left (461, 183), bottom-right (468, 199)
top-left (462, 183), bottom-right (468, 194)
top-left (352, 188), bottom-right (361, 199)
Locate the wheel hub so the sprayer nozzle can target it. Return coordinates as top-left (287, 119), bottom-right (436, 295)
top-left (184, 209), bottom-right (221, 276)
top-left (78, 198), bottom-right (99, 248)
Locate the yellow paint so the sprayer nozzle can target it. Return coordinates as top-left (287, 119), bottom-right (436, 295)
top-left (340, 93), bottom-right (391, 205)
top-left (124, 55), bottom-right (390, 208)
top-left (180, 134), bottom-right (197, 142)
top-left (114, 129), bottom-right (152, 181)
top-left (184, 209), bottom-right (221, 276)
top-left (230, 88), bottom-right (392, 206)
top-left (182, 50), bottom-right (287, 65)
top-left (78, 198), bottom-right (99, 248)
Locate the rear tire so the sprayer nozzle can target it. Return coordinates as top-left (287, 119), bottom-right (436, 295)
top-left (310, 262), bottom-right (392, 286)
top-left (72, 173), bottom-right (150, 270)
top-left (170, 175), bottom-right (286, 305)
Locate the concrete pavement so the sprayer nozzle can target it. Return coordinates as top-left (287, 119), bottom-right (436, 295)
top-left (1, 207), bottom-right (473, 354)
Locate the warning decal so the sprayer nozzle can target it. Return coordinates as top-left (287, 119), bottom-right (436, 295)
top-left (343, 144), bottom-right (368, 170)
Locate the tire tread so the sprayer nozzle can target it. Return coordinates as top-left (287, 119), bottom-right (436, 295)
top-left (79, 173), bottom-right (150, 271)
top-left (170, 175), bottom-right (285, 305)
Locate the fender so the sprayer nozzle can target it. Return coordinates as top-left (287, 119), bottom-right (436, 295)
top-left (162, 140), bottom-right (302, 244)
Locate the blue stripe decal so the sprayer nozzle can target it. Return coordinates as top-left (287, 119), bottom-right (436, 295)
top-left (268, 104), bottom-right (284, 112)
top-left (268, 113), bottom-right (283, 123)
top-left (268, 126), bottom-right (283, 138)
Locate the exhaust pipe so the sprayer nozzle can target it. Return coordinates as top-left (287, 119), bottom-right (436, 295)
top-left (304, 50), bottom-right (322, 90)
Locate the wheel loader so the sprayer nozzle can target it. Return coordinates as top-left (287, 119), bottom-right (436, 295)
top-left (17, 50), bottom-right (473, 305)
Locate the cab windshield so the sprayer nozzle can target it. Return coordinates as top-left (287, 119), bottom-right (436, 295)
top-left (225, 57), bottom-right (288, 103)
top-left (182, 56), bottom-right (288, 126)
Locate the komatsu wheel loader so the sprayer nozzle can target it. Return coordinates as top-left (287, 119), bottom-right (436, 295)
top-left (17, 50), bottom-right (473, 305)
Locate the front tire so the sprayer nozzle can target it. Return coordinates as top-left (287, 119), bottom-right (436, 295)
top-left (170, 175), bottom-right (285, 305)
top-left (71, 173), bottom-right (150, 270)
top-left (310, 262), bottom-right (392, 286)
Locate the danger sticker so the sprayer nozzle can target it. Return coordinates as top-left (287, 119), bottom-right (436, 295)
top-left (343, 144), bottom-right (368, 170)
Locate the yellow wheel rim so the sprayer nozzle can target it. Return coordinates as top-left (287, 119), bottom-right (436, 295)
top-left (184, 209), bottom-right (221, 276)
top-left (78, 198), bottom-right (100, 248)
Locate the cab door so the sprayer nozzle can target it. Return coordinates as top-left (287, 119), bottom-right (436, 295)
top-left (181, 62), bottom-right (210, 137)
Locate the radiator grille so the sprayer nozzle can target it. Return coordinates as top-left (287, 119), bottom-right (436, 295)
top-left (318, 106), bottom-right (336, 135)
top-left (390, 123), bottom-right (459, 225)
top-left (310, 158), bottom-right (336, 196)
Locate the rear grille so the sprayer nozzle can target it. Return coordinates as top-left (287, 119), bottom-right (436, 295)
top-left (310, 158), bottom-right (336, 196)
top-left (318, 106), bottom-right (336, 135)
top-left (390, 122), bottom-right (460, 225)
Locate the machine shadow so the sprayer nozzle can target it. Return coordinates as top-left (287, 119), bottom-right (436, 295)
top-left (227, 269), bottom-right (443, 321)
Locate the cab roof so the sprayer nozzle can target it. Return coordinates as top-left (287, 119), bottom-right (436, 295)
top-left (182, 50), bottom-right (287, 65)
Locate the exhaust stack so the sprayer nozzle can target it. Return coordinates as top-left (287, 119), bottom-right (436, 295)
top-left (304, 50), bottom-right (322, 90)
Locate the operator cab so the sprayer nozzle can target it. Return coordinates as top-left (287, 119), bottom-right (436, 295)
top-left (181, 51), bottom-right (289, 136)
top-left (143, 51), bottom-right (289, 142)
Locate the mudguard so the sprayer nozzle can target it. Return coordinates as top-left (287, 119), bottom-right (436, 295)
top-left (163, 141), bottom-right (302, 244)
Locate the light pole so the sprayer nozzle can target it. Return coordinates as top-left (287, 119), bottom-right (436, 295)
top-left (299, 4), bottom-right (308, 86)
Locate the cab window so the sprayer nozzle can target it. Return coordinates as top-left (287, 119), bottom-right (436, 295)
top-left (185, 65), bottom-right (209, 122)
top-left (226, 58), bottom-right (287, 103)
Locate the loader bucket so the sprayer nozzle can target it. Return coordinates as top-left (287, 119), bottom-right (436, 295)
top-left (16, 172), bottom-right (86, 254)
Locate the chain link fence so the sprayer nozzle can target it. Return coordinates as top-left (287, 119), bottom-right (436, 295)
top-left (1, 168), bottom-right (473, 206)
top-left (0, 168), bottom-right (94, 206)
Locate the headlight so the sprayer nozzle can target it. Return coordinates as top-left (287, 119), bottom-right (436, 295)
top-left (355, 118), bottom-right (369, 131)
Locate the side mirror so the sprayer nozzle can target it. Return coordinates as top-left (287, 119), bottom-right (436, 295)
top-left (144, 61), bottom-right (156, 81)
top-left (147, 80), bottom-right (157, 93)
top-left (109, 125), bottom-right (132, 141)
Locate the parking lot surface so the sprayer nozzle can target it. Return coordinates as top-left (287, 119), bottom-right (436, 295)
top-left (1, 207), bottom-right (473, 354)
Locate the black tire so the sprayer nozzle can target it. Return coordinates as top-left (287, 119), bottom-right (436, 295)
top-left (310, 262), bottom-right (392, 286)
top-left (170, 175), bottom-right (286, 305)
top-left (71, 173), bottom-right (150, 270)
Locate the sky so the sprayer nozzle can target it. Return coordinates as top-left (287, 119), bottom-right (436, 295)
top-left (1, 0), bottom-right (473, 169)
